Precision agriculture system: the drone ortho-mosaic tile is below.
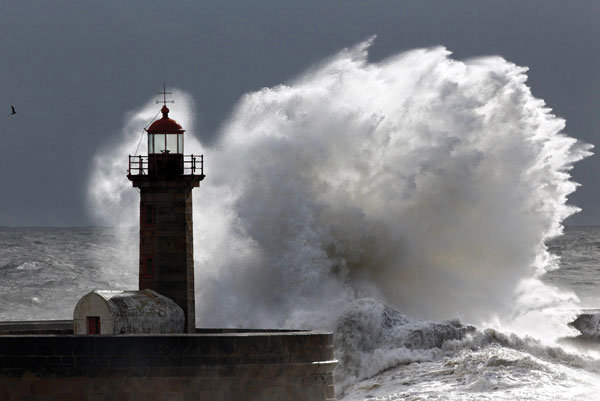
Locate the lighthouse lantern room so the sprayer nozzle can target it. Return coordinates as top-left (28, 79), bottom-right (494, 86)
top-left (147, 105), bottom-right (184, 155)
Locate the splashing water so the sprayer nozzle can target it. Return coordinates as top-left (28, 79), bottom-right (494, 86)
top-left (88, 39), bottom-right (591, 340)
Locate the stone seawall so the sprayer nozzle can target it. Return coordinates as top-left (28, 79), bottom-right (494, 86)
top-left (0, 330), bottom-right (337, 401)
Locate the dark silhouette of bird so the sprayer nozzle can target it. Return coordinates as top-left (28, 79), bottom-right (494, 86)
top-left (10, 106), bottom-right (16, 115)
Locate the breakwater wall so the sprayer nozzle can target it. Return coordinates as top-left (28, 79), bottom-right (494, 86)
top-left (0, 322), bottom-right (336, 401)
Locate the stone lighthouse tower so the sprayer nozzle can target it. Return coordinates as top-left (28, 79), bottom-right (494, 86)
top-left (127, 92), bottom-right (204, 333)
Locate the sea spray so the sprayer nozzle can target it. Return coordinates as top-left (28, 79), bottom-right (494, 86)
top-left (190, 39), bottom-right (591, 330)
top-left (87, 39), bottom-right (592, 390)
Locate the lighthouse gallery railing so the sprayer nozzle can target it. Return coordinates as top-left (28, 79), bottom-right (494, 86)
top-left (128, 154), bottom-right (204, 176)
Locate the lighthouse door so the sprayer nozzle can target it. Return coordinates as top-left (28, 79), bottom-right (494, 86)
top-left (87, 316), bottom-right (101, 334)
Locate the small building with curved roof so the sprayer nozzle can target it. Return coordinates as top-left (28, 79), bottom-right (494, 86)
top-left (73, 289), bottom-right (184, 335)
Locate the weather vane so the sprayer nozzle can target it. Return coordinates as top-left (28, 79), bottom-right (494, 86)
top-left (157, 83), bottom-right (175, 106)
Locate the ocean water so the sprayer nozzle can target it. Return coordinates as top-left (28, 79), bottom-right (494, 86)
top-left (1, 226), bottom-right (600, 400)
top-left (4, 39), bottom-right (600, 399)
top-left (0, 226), bottom-right (137, 321)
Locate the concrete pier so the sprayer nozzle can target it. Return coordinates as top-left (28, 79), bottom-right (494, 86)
top-left (0, 322), bottom-right (337, 401)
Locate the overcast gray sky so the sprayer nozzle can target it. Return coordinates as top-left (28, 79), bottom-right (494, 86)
top-left (1, 0), bottom-right (598, 226)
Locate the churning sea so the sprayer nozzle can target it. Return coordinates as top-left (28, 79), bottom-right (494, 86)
top-left (1, 225), bottom-right (600, 400)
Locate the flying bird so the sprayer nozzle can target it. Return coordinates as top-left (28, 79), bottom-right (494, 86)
top-left (10, 105), bottom-right (16, 115)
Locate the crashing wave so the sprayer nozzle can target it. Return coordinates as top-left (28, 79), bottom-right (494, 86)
top-left (335, 299), bottom-right (600, 399)
top-left (334, 298), bottom-right (474, 392)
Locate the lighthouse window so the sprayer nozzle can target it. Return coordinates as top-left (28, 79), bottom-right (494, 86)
top-left (178, 133), bottom-right (183, 153)
top-left (148, 134), bottom-right (154, 154)
top-left (166, 134), bottom-right (178, 154)
top-left (155, 134), bottom-right (166, 153)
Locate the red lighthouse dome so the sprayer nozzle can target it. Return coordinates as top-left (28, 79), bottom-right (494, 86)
top-left (147, 105), bottom-right (184, 134)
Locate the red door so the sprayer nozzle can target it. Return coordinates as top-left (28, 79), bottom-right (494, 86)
top-left (87, 316), bottom-right (100, 334)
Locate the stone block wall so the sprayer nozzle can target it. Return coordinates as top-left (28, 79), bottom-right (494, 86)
top-left (137, 180), bottom-right (197, 333)
top-left (0, 331), bottom-right (337, 401)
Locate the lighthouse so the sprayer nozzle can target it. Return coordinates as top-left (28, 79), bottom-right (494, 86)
top-left (2, 89), bottom-right (337, 401)
top-left (127, 90), bottom-right (204, 333)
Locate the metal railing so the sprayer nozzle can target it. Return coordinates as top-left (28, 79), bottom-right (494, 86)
top-left (128, 154), bottom-right (204, 176)
top-left (185, 154), bottom-right (203, 175)
top-left (128, 155), bottom-right (148, 175)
